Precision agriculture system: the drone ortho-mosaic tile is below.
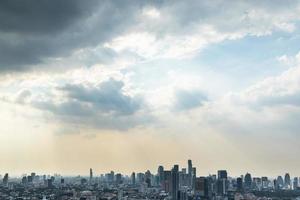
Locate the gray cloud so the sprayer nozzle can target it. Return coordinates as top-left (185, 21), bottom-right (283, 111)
top-left (173, 89), bottom-right (208, 111)
top-left (257, 93), bottom-right (300, 107)
top-left (58, 78), bottom-right (141, 115)
top-left (236, 65), bottom-right (300, 109)
top-left (15, 89), bottom-right (31, 104)
top-left (1, 0), bottom-right (299, 72)
top-left (0, 0), bottom-right (144, 72)
top-left (27, 78), bottom-right (150, 131)
top-left (0, 0), bottom-right (99, 34)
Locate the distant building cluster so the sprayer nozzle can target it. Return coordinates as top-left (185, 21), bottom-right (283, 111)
top-left (1, 160), bottom-right (300, 199)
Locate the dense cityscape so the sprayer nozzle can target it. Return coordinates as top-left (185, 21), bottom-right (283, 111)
top-left (1, 160), bottom-right (300, 200)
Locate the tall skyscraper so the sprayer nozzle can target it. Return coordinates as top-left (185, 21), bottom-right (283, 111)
top-left (244, 173), bottom-right (252, 190)
top-left (31, 172), bottom-right (36, 182)
top-left (145, 170), bottom-right (152, 187)
top-left (163, 170), bottom-right (172, 193)
top-left (192, 167), bottom-right (196, 191)
top-left (262, 177), bottom-right (268, 189)
top-left (131, 172), bottom-right (136, 185)
top-left (3, 173), bottom-right (8, 185)
top-left (277, 176), bottom-right (284, 188)
top-left (188, 159), bottom-right (192, 187)
top-left (284, 173), bottom-right (291, 188)
top-left (274, 179), bottom-right (279, 191)
top-left (89, 168), bottom-right (93, 185)
top-left (217, 170), bottom-right (228, 196)
top-left (158, 166), bottom-right (164, 186)
top-left (171, 165), bottom-right (179, 200)
top-left (116, 173), bottom-right (122, 184)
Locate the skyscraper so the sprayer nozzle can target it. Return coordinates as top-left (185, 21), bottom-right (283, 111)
top-left (163, 170), bottom-right (172, 193)
top-left (158, 166), bottom-right (164, 186)
top-left (244, 173), bottom-right (252, 191)
top-left (131, 172), bottom-right (136, 185)
top-left (89, 168), bottom-right (93, 184)
top-left (145, 170), bottom-right (152, 187)
top-left (217, 170), bottom-right (228, 196)
top-left (116, 173), bottom-right (122, 184)
top-left (277, 176), bottom-right (284, 189)
top-left (3, 173), bottom-right (8, 185)
top-left (172, 165), bottom-right (179, 200)
top-left (284, 173), bottom-right (291, 188)
top-left (195, 177), bottom-right (208, 197)
top-left (262, 177), bottom-right (268, 189)
top-left (188, 159), bottom-right (192, 188)
top-left (236, 177), bottom-right (243, 192)
top-left (192, 167), bottom-right (196, 191)
top-left (293, 177), bottom-right (298, 190)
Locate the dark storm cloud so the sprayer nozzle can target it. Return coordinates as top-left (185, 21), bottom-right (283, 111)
top-left (27, 78), bottom-right (149, 130)
top-left (0, 0), bottom-right (99, 34)
top-left (173, 89), bottom-right (208, 111)
top-left (0, 0), bottom-right (145, 72)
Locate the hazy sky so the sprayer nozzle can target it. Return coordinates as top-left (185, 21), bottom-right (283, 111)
top-left (1, 0), bottom-right (300, 177)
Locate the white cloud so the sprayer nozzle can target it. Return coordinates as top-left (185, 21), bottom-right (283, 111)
top-left (142, 7), bottom-right (161, 19)
top-left (277, 52), bottom-right (300, 67)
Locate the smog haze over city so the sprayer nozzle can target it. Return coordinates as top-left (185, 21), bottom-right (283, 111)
top-left (1, 0), bottom-right (300, 199)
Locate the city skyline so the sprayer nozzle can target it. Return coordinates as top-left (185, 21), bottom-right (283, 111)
top-left (1, 159), bottom-right (300, 199)
top-left (1, 159), bottom-right (299, 179)
top-left (1, 0), bottom-right (300, 178)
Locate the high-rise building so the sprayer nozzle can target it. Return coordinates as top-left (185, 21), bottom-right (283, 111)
top-left (284, 173), bottom-right (291, 188)
top-left (293, 177), bottom-right (298, 190)
top-left (89, 168), bottom-right (93, 184)
top-left (109, 171), bottom-right (115, 183)
top-left (163, 170), bottom-right (172, 193)
top-left (116, 173), bottom-right (122, 185)
top-left (158, 166), bottom-right (164, 186)
top-left (195, 177), bottom-right (208, 197)
top-left (145, 170), bottom-right (152, 187)
top-left (47, 178), bottom-right (53, 188)
top-left (218, 170), bottom-right (227, 179)
top-left (262, 177), bottom-right (268, 189)
top-left (244, 173), bottom-right (252, 190)
top-left (277, 176), bottom-right (284, 189)
top-left (171, 165), bottom-right (179, 200)
top-left (274, 179), bottom-right (279, 191)
top-left (3, 173), bottom-right (8, 185)
top-left (188, 160), bottom-right (192, 187)
top-left (253, 177), bottom-right (261, 190)
top-left (31, 173), bottom-right (36, 182)
top-left (137, 173), bottom-right (145, 184)
top-left (27, 175), bottom-right (33, 183)
top-left (236, 177), bottom-right (243, 192)
top-left (192, 167), bottom-right (196, 191)
top-left (217, 170), bottom-right (228, 196)
top-left (131, 172), bottom-right (136, 185)
top-left (21, 176), bottom-right (27, 185)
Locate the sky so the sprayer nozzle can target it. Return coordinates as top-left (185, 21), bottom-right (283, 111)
top-left (1, 0), bottom-right (300, 177)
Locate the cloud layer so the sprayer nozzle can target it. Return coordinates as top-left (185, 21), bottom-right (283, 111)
top-left (1, 0), bottom-right (300, 72)
top-left (10, 78), bottom-right (149, 131)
